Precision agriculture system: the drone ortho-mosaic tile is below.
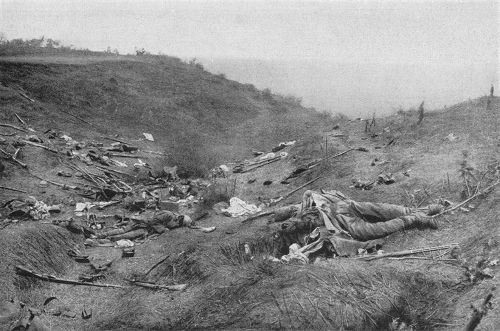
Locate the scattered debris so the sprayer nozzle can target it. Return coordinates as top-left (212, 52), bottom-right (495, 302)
top-left (377, 173), bottom-right (395, 185)
top-left (446, 133), bottom-right (458, 142)
top-left (143, 132), bottom-right (154, 141)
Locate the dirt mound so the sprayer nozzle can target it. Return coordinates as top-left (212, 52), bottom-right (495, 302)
top-left (0, 224), bottom-right (76, 301)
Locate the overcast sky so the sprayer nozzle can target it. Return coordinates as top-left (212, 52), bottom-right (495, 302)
top-left (1, 0), bottom-right (498, 65)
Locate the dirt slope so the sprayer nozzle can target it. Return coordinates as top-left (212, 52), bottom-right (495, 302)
top-left (0, 52), bottom-right (499, 331)
top-left (0, 54), bottom-right (332, 176)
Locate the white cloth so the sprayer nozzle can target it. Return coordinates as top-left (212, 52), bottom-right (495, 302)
top-left (221, 197), bottom-right (262, 217)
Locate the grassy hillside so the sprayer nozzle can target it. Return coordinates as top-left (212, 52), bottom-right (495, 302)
top-left (0, 53), bottom-right (333, 176)
top-left (0, 49), bottom-right (498, 331)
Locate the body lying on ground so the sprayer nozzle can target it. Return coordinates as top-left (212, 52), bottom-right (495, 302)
top-left (273, 189), bottom-right (443, 260)
top-left (95, 210), bottom-right (194, 241)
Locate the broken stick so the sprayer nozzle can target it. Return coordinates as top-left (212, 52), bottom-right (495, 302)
top-left (16, 265), bottom-right (126, 289)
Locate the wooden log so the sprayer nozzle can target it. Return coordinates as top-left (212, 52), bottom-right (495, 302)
top-left (16, 265), bottom-right (126, 289)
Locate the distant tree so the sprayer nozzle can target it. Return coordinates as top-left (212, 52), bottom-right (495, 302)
top-left (45, 38), bottom-right (60, 48)
top-left (417, 101), bottom-right (424, 125)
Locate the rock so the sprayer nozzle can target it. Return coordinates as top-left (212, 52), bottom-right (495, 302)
top-left (39, 180), bottom-right (49, 188)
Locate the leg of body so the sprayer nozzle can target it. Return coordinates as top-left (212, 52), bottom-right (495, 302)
top-left (343, 213), bottom-right (434, 241)
top-left (349, 201), bottom-right (414, 223)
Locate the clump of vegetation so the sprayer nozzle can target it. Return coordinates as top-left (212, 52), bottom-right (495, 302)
top-left (458, 150), bottom-right (478, 199)
top-left (0, 34), bottom-right (113, 57)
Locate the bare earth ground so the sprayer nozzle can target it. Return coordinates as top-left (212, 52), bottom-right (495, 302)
top-left (0, 55), bottom-right (499, 331)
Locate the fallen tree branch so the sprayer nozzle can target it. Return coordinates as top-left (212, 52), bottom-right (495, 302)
top-left (0, 185), bottom-right (27, 193)
top-left (358, 243), bottom-right (459, 261)
top-left (433, 180), bottom-right (500, 218)
top-left (16, 265), bottom-right (126, 289)
top-left (22, 140), bottom-right (59, 154)
top-left (0, 123), bottom-right (27, 133)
